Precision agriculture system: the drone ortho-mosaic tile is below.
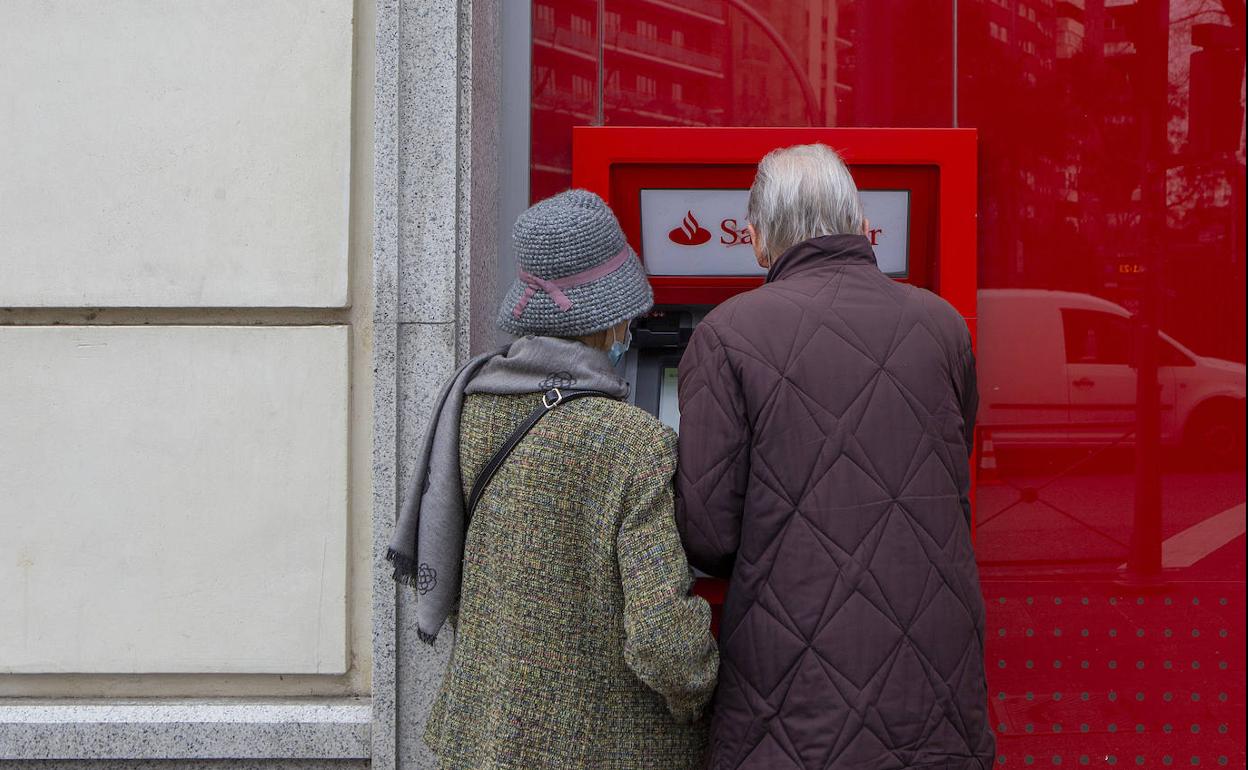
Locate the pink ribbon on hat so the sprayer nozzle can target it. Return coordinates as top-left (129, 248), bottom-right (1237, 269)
top-left (512, 247), bottom-right (633, 319)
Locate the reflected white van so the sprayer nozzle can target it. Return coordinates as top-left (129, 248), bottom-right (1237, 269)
top-left (977, 289), bottom-right (1246, 463)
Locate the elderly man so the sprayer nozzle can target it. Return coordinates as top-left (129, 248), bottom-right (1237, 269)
top-left (676, 143), bottom-right (995, 770)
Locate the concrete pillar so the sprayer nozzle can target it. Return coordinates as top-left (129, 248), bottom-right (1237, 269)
top-left (371, 0), bottom-right (500, 767)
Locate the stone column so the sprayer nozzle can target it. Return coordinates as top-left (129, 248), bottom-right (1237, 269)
top-left (371, 0), bottom-right (500, 767)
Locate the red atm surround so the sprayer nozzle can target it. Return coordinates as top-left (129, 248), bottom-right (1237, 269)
top-left (572, 126), bottom-right (979, 619)
top-left (572, 126), bottom-right (978, 341)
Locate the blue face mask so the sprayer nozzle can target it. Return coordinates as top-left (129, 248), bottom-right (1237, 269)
top-left (608, 326), bottom-right (632, 367)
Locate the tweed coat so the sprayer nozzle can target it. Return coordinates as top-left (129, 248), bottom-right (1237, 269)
top-left (676, 234), bottom-right (994, 769)
top-left (424, 391), bottom-right (719, 769)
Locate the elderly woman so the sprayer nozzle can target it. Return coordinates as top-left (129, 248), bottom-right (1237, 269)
top-left (388, 189), bottom-right (717, 769)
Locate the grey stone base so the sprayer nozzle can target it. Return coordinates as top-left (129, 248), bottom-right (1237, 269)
top-left (0, 700), bottom-right (370, 763)
top-left (2, 762), bottom-right (367, 770)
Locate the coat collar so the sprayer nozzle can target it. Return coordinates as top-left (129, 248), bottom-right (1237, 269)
top-left (765, 234), bottom-right (878, 283)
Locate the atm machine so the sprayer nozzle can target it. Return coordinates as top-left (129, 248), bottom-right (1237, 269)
top-left (571, 126), bottom-right (978, 616)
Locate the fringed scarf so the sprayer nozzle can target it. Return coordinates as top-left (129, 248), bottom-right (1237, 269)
top-left (387, 335), bottom-right (630, 643)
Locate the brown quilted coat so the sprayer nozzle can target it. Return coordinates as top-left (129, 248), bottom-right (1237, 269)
top-left (675, 234), bottom-right (995, 769)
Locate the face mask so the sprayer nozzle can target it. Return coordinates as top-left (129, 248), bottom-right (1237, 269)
top-left (608, 326), bottom-right (632, 367)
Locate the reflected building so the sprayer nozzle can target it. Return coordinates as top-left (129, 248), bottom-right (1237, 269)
top-left (527, 4), bottom-right (1245, 762)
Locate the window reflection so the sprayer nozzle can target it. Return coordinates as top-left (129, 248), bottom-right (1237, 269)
top-left (529, 1), bottom-right (1246, 760)
top-left (531, 0), bottom-right (954, 199)
top-left (1063, 308), bottom-right (1133, 365)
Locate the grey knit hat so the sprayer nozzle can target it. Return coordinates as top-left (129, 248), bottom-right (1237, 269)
top-left (497, 189), bottom-right (654, 337)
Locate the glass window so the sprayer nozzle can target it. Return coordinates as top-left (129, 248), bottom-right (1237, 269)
top-left (1062, 309), bottom-right (1132, 365)
top-left (571, 14), bottom-right (592, 39)
top-left (572, 74), bottom-right (592, 101)
top-left (535, 3), bottom-right (554, 29)
top-left (1160, 339), bottom-right (1195, 367)
top-left (526, 4), bottom-right (1247, 757)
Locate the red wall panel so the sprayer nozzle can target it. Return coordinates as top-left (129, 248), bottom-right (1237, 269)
top-left (531, 1), bottom-right (1246, 764)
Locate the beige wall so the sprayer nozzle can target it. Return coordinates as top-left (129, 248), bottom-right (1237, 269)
top-left (0, 0), bottom-right (352, 308)
top-left (0, 326), bottom-right (350, 674)
top-left (0, 0), bottom-right (374, 696)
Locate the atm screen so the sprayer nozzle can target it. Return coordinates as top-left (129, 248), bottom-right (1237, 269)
top-left (631, 347), bottom-right (687, 435)
top-left (640, 188), bottom-right (911, 278)
top-left (657, 366), bottom-right (680, 432)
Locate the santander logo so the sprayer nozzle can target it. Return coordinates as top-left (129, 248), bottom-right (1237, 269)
top-left (668, 210), bottom-right (712, 246)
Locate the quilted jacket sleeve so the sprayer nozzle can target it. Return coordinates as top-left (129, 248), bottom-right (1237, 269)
top-left (617, 431), bottom-right (719, 724)
top-left (675, 320), bottom-right (750, 578)
top-left (955, 339), bottom-right (979, 457)
top-left (954, 334), bottom-right (979, 529)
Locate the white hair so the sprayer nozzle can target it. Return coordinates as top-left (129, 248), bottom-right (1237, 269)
top-left (746, 143), bottom-right (865, 260)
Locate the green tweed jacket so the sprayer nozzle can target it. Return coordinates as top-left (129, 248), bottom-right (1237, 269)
top-left (424, 392), bottom-right (718, 769)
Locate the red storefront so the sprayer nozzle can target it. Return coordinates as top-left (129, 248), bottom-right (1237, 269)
top-left (525, 0), bottom-right (1245, 765)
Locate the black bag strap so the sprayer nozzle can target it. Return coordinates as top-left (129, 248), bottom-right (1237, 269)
top-left (465, 388), bottom-right (609, 518)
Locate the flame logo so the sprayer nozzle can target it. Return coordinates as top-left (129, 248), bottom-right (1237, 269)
top-left (668, 210), bottom-right (712, 246)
